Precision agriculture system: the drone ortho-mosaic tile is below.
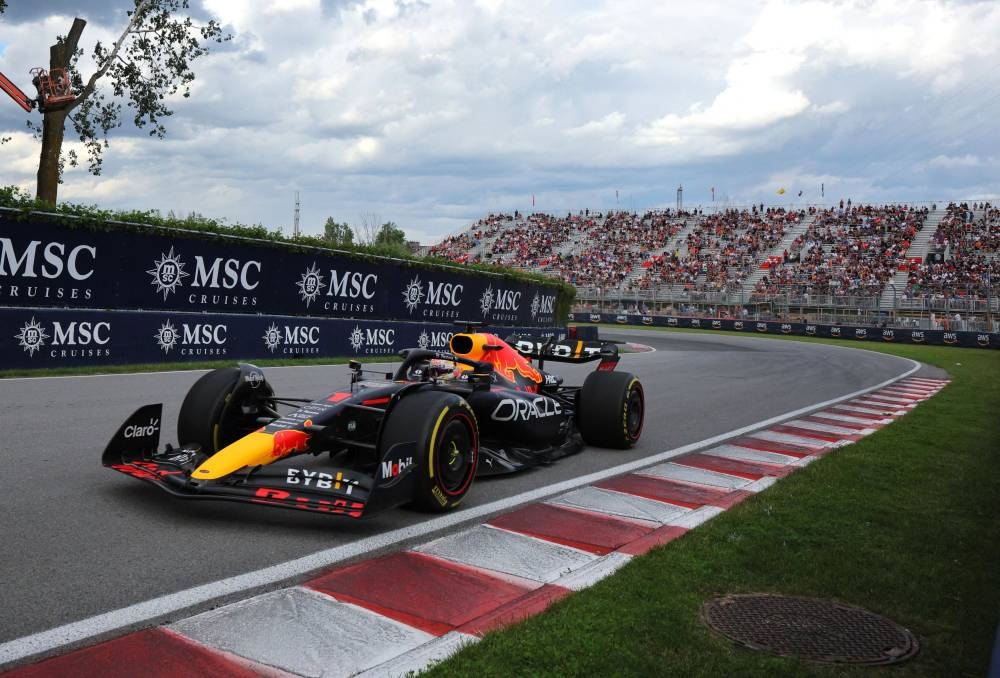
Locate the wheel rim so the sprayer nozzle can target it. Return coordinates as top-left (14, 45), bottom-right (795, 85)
top-left (626, 387), bottom-right (644, 439)
top-left (437, 414), bottom-right (476, 495)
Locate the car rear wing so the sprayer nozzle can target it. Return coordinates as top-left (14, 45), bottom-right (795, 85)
top-left (505, 334), bottom-right (620, 371)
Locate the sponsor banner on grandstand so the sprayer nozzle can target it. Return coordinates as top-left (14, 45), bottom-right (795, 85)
top-left (0, 307), bottom-right (564, 370)
top-left (0, 217), bottom-right (558, 326)
top-left (566, 313), bottom-right (997, 349)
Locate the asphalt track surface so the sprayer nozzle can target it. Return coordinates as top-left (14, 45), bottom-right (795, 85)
top-left (0, 329), bottom-right (927, 649)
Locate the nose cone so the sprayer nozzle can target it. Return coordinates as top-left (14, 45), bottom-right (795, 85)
top-left (192, 429), bottom-right (309, 480)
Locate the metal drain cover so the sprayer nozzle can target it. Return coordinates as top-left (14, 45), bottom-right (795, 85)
top-left (701, 594), bottom-right (919, 665)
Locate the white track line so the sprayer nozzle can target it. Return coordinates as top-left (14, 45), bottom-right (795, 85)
top-left (0, 356), bottom-right (923, 668)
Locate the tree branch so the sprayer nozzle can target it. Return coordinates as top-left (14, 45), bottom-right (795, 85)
top-left (68, 0), bottom-right (152, 114)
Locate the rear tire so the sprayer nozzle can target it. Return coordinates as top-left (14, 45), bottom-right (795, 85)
top-left (576, 371), bottom-right (644, 449)
top-left (380, 391), bottom-right (479, 512)
top-left (177, 368), bottom-right (270, 454)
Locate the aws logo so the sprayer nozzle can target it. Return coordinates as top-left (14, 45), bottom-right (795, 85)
top-left (910, 331), bottom-right (925, 344)
top-left (855, 328), bottom-right (868, 340)
top-left (977, 334), bottom-right (990, 348)
top-left (642, 316), bottom-right (654, 326)
top-left (691, 318), bottom-right (701, 328)
top-left (756, 322), bottom-right (768, 333)
top-left (805, 325), bottom-right (817, 335)
top-left (882, 329), bottom-right (895, 342)
top-left (667, 317), bottom-right (678, 327)
top-left (712, 320), bottom-right (722, 329)
top-left (780, 323), bottom-right (792, 334)
top-left (943, 332), bottom-right (958, 345)
top-left (734, 321), bottom-right (745, 330)
top-left (830, 327), bottom-right (842, 337)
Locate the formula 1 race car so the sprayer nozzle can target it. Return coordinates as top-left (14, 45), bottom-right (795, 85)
top-left (102, 323), bottom-right (644, 518)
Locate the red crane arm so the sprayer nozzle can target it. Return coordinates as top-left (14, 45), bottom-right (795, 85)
top-left (0, 71), bottom-right (34, 112)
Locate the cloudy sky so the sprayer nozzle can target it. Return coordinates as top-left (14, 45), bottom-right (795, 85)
top-left (1, 0), bottom-right (998, 244)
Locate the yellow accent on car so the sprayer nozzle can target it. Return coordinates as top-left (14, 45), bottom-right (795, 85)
top-left (193, 431), bottom-right (275, 480)
top-left (426, 406), bottom-right (450, 479)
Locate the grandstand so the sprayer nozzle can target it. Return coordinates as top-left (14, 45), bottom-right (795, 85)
top-left (426, 202), bottom-right (999, 332)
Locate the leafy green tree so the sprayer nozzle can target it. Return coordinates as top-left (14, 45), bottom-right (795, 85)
top-left (323, 217), bottom-right (354, 247)
top-left (374, 221), bottom-right (407, 248)
top-left (27, 1), bottom-right (228, 205)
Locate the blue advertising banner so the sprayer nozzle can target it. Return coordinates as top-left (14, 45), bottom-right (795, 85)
top-left (0, 216), bottom-right (561, 326)
top-left (567, 313), bottom-right (999, 350)
top-left (1, 307), bottom-right (564, 371)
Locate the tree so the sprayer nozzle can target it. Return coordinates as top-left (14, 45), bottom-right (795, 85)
top-left (375, 221), bottom-right (407, 248)
top-left (322, 217), bottom-right (354, 247)
top-left (29, 1), bottom-right (228, 204)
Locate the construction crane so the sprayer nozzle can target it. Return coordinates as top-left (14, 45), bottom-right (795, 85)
top-left (0, 66), bottom-right (76, 113)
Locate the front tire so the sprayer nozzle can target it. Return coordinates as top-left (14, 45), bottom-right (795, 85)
top-left (380, 391), bottom-right (479, 512)
top-left (177, 367), bottom-right (272, 454)
top-left (576, 371), bottom-right (644, 449)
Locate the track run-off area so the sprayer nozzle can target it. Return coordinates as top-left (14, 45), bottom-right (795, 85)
top-left (0, 329), bottom-right (949, 674)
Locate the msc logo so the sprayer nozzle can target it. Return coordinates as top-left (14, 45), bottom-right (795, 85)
top-left (149, 248), bottom-right (260, 299)
top-left (297, 263), bottom-right (377, 310)
top-left (0, 238), bottom-right (97, 281)
top-left (402, 276), bottom-right (463, 318)
top-left (154, 320), bottom-right (227, 356)
top-left (418, 330), bottom-right (452, 350)
top-left (480, 285), bottom-right (521, 320)
top-left (530, 292), bottom-right (556, 319)
top-left (263, 323), bottom-right (321, 354)
top-left (348, 325), bottom-right (396, 355)
top-left (15, 317), bottom-right (111, 359)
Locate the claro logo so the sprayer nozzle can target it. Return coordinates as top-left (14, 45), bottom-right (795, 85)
top-left (124, 418), bottom-right (160, 439)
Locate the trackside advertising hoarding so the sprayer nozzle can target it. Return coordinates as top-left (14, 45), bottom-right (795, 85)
top-left (0, 308), bottom-right (564, 370)
top-left (0, 216), bottom-right (560, 326)
top-left (570, 313), bottom-right (1000, 350)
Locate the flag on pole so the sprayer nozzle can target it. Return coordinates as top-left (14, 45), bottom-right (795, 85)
top-left (615, 190), bottom-right (619, 204)
top-left (711, 187), bottom-right (715, 201)
top-left (821, 182), bottom-right (825, 198)
top-left (532, 194), bottom-right (535, 207)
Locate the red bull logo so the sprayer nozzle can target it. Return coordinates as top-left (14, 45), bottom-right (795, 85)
top-left (272, 429), bottom-right (310, 458)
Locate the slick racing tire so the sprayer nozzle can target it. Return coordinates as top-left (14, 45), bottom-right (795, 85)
top-left (177, 367), bottom-right (271, 454)
top-left (577, 371), bottom-right (644, 449)
top-left (381, 391), bottom-right (479, 512)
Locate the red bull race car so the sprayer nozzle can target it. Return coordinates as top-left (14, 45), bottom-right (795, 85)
top-left (102, 323), bottom-right (644, 518)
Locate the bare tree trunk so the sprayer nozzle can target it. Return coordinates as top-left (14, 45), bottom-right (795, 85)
top-left (36, 109), bottom-right (67, 205)
top-left (34, 17), bottom-right (86, 206)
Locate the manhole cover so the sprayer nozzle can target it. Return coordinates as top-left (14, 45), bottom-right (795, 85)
top-left (701, 594), bottom-right (919, 665)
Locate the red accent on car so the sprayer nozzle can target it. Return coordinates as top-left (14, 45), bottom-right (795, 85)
top-left (362, 396), bottom-right (391, 406)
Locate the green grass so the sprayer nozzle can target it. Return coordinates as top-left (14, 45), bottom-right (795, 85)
top-left (0, 355), bottom-right (362, 379)
top-left (424, 339), bottom-right (1000, 677)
